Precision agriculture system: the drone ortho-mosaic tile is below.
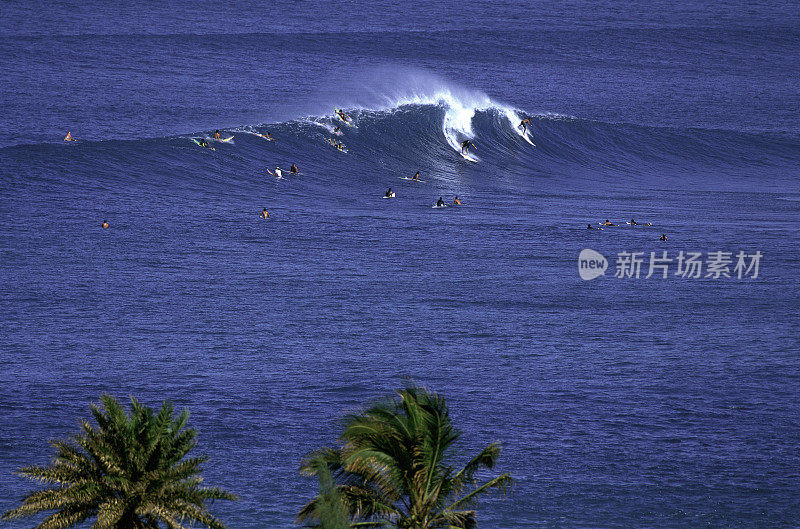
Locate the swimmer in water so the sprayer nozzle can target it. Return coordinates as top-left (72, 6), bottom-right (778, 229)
top-left (587, 224), bottom-right (593, 229)
top-left (290, 163), bottom-right (298, 174)
top-left (260, 208), bottom-right (270, 219)
top-left (64, 131), bottom-right (75, 142)
top-left (385, 188), bottom-right (393, 198)
top-left (603, 219), bottom-right (614, 226)
top-left (102, 220), bottom-right (109, 229)
top-left (453, 196), bottom-right (461, 205)
top-left (213, 130), bottom-right (220, 140)
top-left (659, 234), bottom-right (668, 241)
top-left (630, 218), bottom-right (638, 226)
top-left (436, 197), bottom-right (445, 207)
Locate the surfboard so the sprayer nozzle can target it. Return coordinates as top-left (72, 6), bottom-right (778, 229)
top-left (382, 193), bottom-right (396, 199)
top-left (192, 138), bottom-right (215, 150)
top-left (522, 132), bottom-right (536, 146)
top-left (460, 152), bottom-right (478, 163)
top-left (218, 136), bottom-right (234, 143)
top-left (432, 204), bottom-right (448, 209)
top-left (400, 177), bottom-right (426, 182)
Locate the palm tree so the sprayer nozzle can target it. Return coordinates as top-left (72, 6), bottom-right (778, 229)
top-left (2, 395), bottom-right (236, 529)
top-left (298, 385), bottom-right (512, 529)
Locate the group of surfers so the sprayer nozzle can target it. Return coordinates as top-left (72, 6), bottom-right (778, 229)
top-left (94, 110), bottom-right (535, 225)
top-left (587, 219), bottom-right (666, 240)
top-left (383, 185), bottom-right (461, 207)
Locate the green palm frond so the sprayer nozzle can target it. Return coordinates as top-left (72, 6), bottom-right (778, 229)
top-left (446, 473), bottom-right (513, 511)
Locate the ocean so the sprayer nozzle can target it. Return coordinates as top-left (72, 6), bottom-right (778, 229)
top-left (1, 1), bottom-right (799, 527)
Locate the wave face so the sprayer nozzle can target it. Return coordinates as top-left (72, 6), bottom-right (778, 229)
top-left (7, 83), bottom-right (800, 196)
top-left (5, 88), bottom-right (797, 199)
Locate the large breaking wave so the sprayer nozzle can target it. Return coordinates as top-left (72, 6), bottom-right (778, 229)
top-left (2, 76), bottom-right (799, 196)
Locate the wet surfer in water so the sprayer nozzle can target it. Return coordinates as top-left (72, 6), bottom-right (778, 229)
top-left (461, 139), bottom-right (475, 154)
top-left (213, 130), bottom-right (221, 140)
top-left (453, 196), bottom-right (461, 205)
top-left (437, 197), bottom-right (445, 207)
top-left (336, 109), bottom-right (351, 123)
top-left (260, 208), bottom-right (270, 219)
top-left (64, 131), bottom-right (75, 141)
top-left (290, 163), bottom-right (298, 174)
top-left (412, 171), bottom-right (420, 181)
top-left (519, 118), bottom-right (531, 133)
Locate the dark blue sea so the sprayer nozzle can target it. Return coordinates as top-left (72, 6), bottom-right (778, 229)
top-left (1, 1), bottom-right (799, 527)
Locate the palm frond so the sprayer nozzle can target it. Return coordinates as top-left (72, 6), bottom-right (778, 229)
top-left (446, 473), bottom-right (513, 511)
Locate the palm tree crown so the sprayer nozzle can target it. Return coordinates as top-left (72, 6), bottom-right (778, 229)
top-left (2, 395), bottom-right (236, 529)
top-left (299, 385), bottom-right (512, 529)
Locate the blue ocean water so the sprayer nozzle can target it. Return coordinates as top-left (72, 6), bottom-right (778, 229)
top-left (1, 1), bottom-right (799, 528)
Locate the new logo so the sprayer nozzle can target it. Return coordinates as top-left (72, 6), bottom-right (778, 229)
top-left (578, 249), bottom-right (607, 280)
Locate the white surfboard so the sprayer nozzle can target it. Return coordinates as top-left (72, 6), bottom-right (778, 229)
top-left (522, 132), bottom-right (536, 146)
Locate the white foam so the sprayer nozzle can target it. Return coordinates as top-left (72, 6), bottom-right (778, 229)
top-left (336, 69), bottom-right (522, 155)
